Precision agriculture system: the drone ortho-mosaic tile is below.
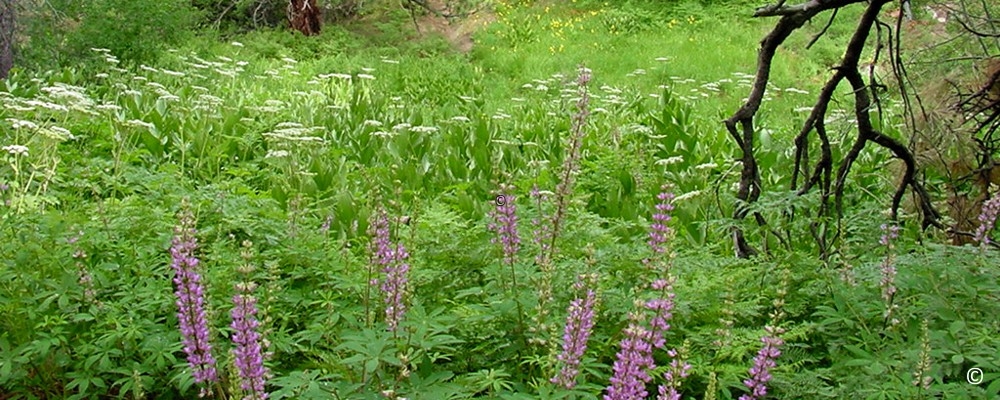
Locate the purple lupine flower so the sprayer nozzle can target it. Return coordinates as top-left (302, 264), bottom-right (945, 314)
top-left (382, 242), bottom-right (410, 332)
top-left (656, 349), bottom-right (691, 400)
top-left (530, 184), bottom-right (552, 266)
top-left (739, 327), bottom-right (783, 400)
top-left (973, 195), bottom-right (1000, 248)
top-left (369, 209), bottom-right (394, 274)
top-left (552, 276), bottom-right (598, 389)
top-left (648, 186), bottom-right (675, 257)
top-left (170, 200), bottom-right (218, 388)
top-left (879, 224), bottom-right (899, 305)
top-left (646, 279), bottom-right (675, 349)
top-left (488, 183), bottom-right (520, 265)
top-left (604, 314), bottom-right (656, 400)
top-left (231, 282), bottom-right (269, 400)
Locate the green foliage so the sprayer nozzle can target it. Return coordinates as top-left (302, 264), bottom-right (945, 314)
top-left (16, 0), bottom-right (200, 69)
top-left (1, 0), bottom-right (999, 399)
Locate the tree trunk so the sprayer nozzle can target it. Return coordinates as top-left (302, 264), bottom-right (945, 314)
top-left (288, 0), bottom-right (321, 36)
top-left (0, 0), bottom-right (14, 79)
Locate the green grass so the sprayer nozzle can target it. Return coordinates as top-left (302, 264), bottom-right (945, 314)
top-left (0, 1), bottom-right (998, 399)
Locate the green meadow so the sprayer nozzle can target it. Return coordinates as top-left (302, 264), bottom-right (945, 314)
top-left (1, 0), bottom-right (997, 398)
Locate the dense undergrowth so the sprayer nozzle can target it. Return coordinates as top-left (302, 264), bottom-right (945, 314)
top-left (1, 0), bottom-right (999, 399)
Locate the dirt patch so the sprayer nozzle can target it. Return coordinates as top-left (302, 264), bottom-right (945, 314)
top-left (412, 1), bottom-right (496, 53)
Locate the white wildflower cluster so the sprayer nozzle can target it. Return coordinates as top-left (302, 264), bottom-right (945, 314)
top-left (262, 124), bottom-right (325, 143)
top-left (91, 48), bottom-right (118, 65)
top-left (701, 82), bottom-right (720, 92)
top-left (193, 93), bottom-right (224, 111)
top-left (251, 99), bottom-right (286, 113)
top-left (35, 126), bottom-right (74, 141)
top-left (602, 93), bottom-right (627, 106)
top-left (673, 190), bottom-right (702, 202)
top-left (124, 119), bottom-right (156, 130)
top-left (6, 118), bottom-right (38, 130)
top-left (2, 145), bottom-right (29, 156)
top-left (265, 149), bottom-right (290, 159)
top-left (22, 100), bottom-right (67, 112)
top-left (363, 120), bottom-right (383, 127)
top-left (449, 116), bottom-right (470, 123)
top-left (410, 126), bottom-right (438, 134)
top-left (161, 69), bottom-right (185, 77)
top-left (627, 68), bottom-right (647, 77)
top-left (318, 73), bottom-right (352, 80)
top-left (656, 156), bottom-right (685, 165)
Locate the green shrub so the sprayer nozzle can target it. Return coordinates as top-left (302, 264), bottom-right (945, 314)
top-left (16, 0), bottom-right (200, 70)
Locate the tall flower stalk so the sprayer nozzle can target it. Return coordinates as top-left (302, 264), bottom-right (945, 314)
top-left (739, 326), bottom-right (783, 400)
top-left (879, 223), bottom-right (900, 327)
top-left (529, 185), bottom-right (555, 347)
top-left (544, 65), bottom-right (592, 264)
top-left (231, 240), bottom-right (269, 400)
top-left (381, 241), bottom-right (410, 333)
top-left (606, 185), bottom-right (680, 399)
top-left (489, 183), bottom-right (527, 340)
top-left (552, 274), bottom-right (598, 389)
top-left (739, 266), bottom-right (788, 400)
top-left (170, 198), bottom-right (218, 394)
top-left (530, 66), bottom-right (593, 349)
top-left (369, 207), bottom-right (410, 333)
top-left (604, 308), bottom-right (657, 400)
top-left (488, 183), bottom-right (521, 286)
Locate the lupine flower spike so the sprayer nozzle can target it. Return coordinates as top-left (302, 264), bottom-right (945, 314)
top-left (170, 199), bottom-right (218, 395)
top-left (488, 183), bottom-right (521, 268)
top-left (606, 185), bottom-right (679, 400)
top-left (973, 195), bottom-right (1000, 250)
top-left (604, 309), bottom-right (657, 400)
top-left (552, 274), bottom-right (598, 389)
top-left (739, 326), bottom-right (783, 400)
top-left (231, 241), bottom-right (269, 400)
top-left (370, 207), bottom-right (410, 332)
top-left (879, 223), bottom-right (899, 325)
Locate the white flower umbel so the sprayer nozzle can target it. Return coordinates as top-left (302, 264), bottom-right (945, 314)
top-left (6, 119), bottom-right (39, 130)
top-left (2, 145), bottom-right (29, 156)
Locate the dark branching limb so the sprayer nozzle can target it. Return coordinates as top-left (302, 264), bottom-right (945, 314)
top-left (807, 7), bottom-right (839, 49)
top-left (954, 12), bottom-right (1000, 38)
top-left (727, 0), bottom-right (866, 258)
top-left (732, 0), bottom-right (942, 258)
